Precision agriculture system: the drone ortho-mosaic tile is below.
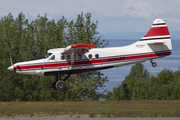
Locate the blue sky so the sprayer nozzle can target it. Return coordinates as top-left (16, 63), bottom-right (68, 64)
top-left (0, 0), bottom-right (180, 34)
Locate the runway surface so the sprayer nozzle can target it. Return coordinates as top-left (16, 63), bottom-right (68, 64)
top-left (1, 115), bottom-right (180, 120)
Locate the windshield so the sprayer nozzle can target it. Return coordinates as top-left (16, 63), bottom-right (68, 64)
top-left (24, 53), bottom-right (53, 62)
top-left (45, 53), bottom-right (52, 58)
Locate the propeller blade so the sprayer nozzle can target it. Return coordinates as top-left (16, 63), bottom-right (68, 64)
top-left (9, 53), bottom-right (13, 66)
top-left (9, 53), bottom-right (15, 76)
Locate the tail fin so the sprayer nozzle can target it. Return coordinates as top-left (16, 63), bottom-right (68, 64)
top-left (140, 19), bottom-right (172, 51)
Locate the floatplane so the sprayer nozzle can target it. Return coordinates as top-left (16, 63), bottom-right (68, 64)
top-left (8, 19), bottom-right (172, 90)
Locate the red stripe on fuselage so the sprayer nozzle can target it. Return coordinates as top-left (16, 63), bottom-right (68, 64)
top-left (144, 26), bottom-right (170, 37)
top-left (14, 51), bottom-right (171, 70)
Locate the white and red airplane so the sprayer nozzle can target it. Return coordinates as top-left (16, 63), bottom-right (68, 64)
top-left (8, 19), bottom-right (172, 90)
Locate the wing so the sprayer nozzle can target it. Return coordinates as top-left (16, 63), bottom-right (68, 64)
top-left (62, 43), bottom-right (96, 54)
top-left (61, 43), bottom-right (96, 69)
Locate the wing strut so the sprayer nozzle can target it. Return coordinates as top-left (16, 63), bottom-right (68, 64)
top-left (71, 52), bottom-right (74, 69)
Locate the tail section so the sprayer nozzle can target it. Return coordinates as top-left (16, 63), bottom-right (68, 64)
top-left (143, 19), bottom-right (170, 38)
top-left (139, 19), bottom-right (172, 51)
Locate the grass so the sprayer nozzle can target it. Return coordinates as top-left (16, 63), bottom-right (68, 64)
top-left (0, 101), bottom-right (180, 117)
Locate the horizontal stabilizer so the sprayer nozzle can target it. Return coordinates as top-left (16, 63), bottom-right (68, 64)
top-left (146, 41), bottom-right (166, 45)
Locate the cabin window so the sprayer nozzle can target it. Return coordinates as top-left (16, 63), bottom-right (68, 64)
top-left (95, 54), bottom-right (99, 58)
top-left (61, 55), bottom-right (65, 60)
top-left (45, 53), bottom-right (52, 58)
top-left (78, 54), bottom-right (82, 59)
top-left (74, 55), bottom-right (76, 59)
top-left (67, 55), bottom-right (71, 60)
top-left (88, 54), bottom-right (92, 59)
top-left (50, 55), bottom-right (55, 60)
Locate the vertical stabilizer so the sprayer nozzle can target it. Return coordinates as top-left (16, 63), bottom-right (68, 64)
top-left (139, 19), bottom-right (172, 51)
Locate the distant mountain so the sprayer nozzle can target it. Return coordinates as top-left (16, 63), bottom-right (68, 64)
top-left (99, 31), bottom-right (179, 40)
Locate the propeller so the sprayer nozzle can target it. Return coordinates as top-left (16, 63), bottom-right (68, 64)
top-left (8, 53), bottom-right (15, 75)
top-left (9, 53), bottom-right (13, 66)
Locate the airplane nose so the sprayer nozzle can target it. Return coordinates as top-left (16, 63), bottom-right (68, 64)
top-left (7, 65), bottom-right (14, 71)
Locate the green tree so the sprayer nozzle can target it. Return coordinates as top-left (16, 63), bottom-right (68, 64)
top-left (106, 63), bottom-right (149, 101)
top-left (106, 91), bottom-right (113, 101)
top-left (154, 69), bottom-right (174, 100)
top-left (0, 12), bottom-right (109, 101)
top-left (123, 63), bottom-right (149, 100)
top-left (105, 63), bottom-right (180, 101)
top-left (64, 12), bottom-right (109, 101)
top-left (170, 69), bottom-right (180, 99)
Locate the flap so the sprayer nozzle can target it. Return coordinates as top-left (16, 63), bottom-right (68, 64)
top-left (62, 43), bottom-right (96, 54)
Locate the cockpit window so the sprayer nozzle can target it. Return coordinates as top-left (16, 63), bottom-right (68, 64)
top-left (49, 55), bottom-right (55, 60)
top-left (25, 53), bottom-right (53, 62)
top-left (45, 53), bottom-right (52, 58)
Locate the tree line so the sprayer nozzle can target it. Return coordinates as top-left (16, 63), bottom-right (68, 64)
top-left (106, 63), bottom-right (180, 101)
top-left (0, 12), bottom-right (109, 101)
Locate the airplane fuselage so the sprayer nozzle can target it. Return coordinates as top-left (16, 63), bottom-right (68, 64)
top-left (8, 38), bottom-right (171, 76)
top-left (7, 19), bottom-right (172, 90)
